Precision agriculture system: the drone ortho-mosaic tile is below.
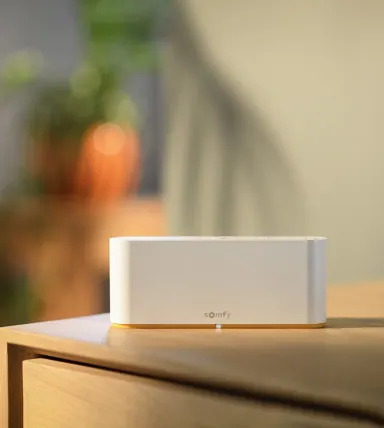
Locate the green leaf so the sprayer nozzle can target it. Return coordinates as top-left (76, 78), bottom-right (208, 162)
top-left (103, 91), bottom-right (138, 126)
top-left (0, 50), bottom-right (44, 92)
top-left (70, 63), bottom-right (101, 97)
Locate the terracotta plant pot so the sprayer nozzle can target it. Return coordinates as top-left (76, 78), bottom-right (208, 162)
top-left (27, 123), bottom-right (140, 202)
top-left (73, 123), bottom-right (140, 202)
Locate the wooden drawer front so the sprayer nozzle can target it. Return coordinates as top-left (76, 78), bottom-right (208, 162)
top-left (23, 359), bottom-right (370, 428)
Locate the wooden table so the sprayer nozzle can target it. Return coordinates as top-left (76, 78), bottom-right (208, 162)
top-left (1, 283), bottom-right (384, 428)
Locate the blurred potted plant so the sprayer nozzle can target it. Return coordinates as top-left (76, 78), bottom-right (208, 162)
top-left (0, 0), bottom-right (168, 202)
top-left (0, 0), bottom-right (168, 326)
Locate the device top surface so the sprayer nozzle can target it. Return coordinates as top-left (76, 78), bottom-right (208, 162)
top-left (110, 236), bottom-right (327, 242)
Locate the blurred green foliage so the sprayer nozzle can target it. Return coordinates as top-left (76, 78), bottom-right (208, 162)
top-left (0, 0), bottom-right (169, 146)
top-left (81, 0), bottom-right (168, 72)
top-left (1, 50), bottom-right (44, 93)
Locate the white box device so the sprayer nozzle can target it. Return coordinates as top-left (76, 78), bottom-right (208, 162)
top-left (110, 237), bottom-right (326, 329)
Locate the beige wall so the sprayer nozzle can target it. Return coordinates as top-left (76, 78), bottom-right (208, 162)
top-left (164, 0), bottom-right (384, 284)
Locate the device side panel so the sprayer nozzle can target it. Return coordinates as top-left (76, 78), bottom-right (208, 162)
top-left (307, 239), bottom-right (327, 324)
top-left (110, 239), bottom-right (132, 324)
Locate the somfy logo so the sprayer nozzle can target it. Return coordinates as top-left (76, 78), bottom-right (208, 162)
top-left (204, 311), bottom-right (231, 319)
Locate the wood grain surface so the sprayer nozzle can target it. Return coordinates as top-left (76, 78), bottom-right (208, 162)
top-left (1, 282), bottom-right (384, 427)
top-left (23, 358), bottom-right (373, 428)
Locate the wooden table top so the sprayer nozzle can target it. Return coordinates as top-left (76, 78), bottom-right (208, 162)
top-left (1, 282), bottom-right (384, 424)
